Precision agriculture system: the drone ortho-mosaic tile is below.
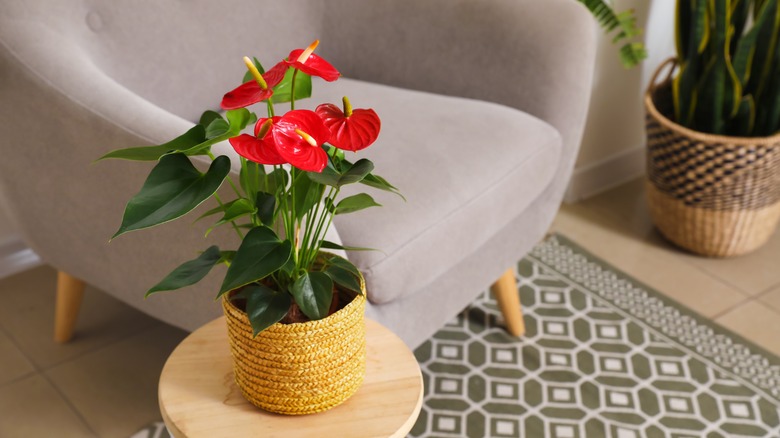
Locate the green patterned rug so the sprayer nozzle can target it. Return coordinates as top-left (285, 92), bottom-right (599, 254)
top-left (408, 235), bottom-right (780, 438)
top-left (133, 234), bottom-right (780, 438)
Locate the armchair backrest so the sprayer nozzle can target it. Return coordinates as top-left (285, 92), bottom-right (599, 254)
top-left (1, 0), bottom-right (325, 121)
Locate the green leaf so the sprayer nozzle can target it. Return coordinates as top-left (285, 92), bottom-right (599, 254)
top-left (146, 246), bottom-right (222, 296)
top-left (97, 125), bottom-right (206, 162)
top-left (306, 161), bottom-right (341, 187)
top-left (323, 254), bottom-right (363, 295)
top-left (242, 283), bottom-right (291, 336)
top-left (219, 250), bottom-right (236, 264)
top-left (176, 108), bottom-right (252, 156)
top-left (339, 159), bottom-right (375, 185)
top-left (241, 57), bottom-right (265, 83)
top-left (194, 199), bottom-right (239, 223)
top-left (320, 240), bottom-right (377, 252)
top-left (214, 199), bottom-right (255, 227)
top-left (335, 193), bottom-right (381, 215)
top-left (324, 265), bottom-right (362, 295)
top-left (292, 170), bottom-right (324, 221)
top-left (218, 226), bottom-right (292, 296)
top-left (255, 192), bottom-right (276, 227)
top-left (306, 159), bottom-right (374, 188)
top-left (199, 110), bottom-right (223, 128)
top-left (113, 154), bottom-right (230, 238)
top-left (327, 255), bottom-right (362, 277)
top-left (289, 272), bottom-right (333, 320)
top-left (205, 118), bottom-right (230, 139)
top-left (360, 173), bottom-right (405, 200)
top-left (733, 0), bottom-right (773, 86)
top-left (271, 69), bottom-right (312, 103)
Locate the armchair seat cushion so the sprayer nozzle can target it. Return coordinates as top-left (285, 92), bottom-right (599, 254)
top-left (303, 79), bottom-right (562, 304)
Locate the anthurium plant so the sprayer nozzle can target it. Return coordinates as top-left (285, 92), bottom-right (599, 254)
top-left (100, 40), bottom-right (400, 335)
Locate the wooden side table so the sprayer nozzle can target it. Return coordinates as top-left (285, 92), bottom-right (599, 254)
top-left (159, 317), bottom-right (424, 438)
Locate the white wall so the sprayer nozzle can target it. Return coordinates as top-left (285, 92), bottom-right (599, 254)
top-left (565, 0), bottom-right (675, 202)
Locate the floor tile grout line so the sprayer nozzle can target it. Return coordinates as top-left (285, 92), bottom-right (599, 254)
top-left (38, 371), bottom-right (100, 438)
top-left (39, 321), bottom-right (165, 373)
top-left (709, 295), bottom-right (760, 321)
top-left (0, 370), bottom-right (38, 391)
top-left (573, 202), bottom-right (756, 299)
top-left (40, 324), bottom-right (167, 438)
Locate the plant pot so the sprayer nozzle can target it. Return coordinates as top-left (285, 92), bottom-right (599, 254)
top-left (222, 281), bottom-right (367, 415)
top-left (644, 59), bottom-right (780, 257)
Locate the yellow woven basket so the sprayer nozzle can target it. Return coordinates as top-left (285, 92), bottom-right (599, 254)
top-left (222, 282), bottom-right (366, 415)
top-left (645, 59), bottom-right (780, 257)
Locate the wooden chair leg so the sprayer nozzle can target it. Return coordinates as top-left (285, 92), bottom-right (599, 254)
top-left (54, 271), bottom-right (86, 343)
top-left (490, 268), bottom-right (526, 337)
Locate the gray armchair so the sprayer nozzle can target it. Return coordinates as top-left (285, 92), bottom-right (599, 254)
top-left (0, 0), bottom-right (596, 348)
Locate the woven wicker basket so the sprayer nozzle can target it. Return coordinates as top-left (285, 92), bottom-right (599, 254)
top-left (222, 279), bottom-right (366, 415)
top-left (645, 59), bottom-right (780, 257)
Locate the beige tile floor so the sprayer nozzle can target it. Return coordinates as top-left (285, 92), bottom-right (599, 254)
top-left (0, 177), bottom-right (779, 437)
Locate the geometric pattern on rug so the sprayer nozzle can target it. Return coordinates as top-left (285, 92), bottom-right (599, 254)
top-left (410, 235), bottom-right (780, 438)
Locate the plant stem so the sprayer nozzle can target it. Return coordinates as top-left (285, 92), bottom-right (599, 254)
top-left (290, 69), bottom-right (299, 111)
top-left (307, 187), bottom-right (339, 267)
top-left (212, 192), bottom-right (244, 240)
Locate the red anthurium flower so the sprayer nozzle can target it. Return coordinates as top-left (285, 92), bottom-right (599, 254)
top-left (228, 117), bottom-right (286, 165)
top-left (273, 110), bottom-right (331, 172)
top-left (316, 96), bottom-right (381, 152)
top-left (285, 40), bottom-right (340, 82)
top-left (221, 59), bottom-right (289, 110)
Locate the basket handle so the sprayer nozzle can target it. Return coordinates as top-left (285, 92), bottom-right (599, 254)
top-left (647, 57), bottom-right (678, 94)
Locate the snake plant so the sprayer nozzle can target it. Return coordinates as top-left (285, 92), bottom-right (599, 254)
top-left (673, 0), bottom-right (780, 136)
top-left (578, 0), bottom-right (647, 68)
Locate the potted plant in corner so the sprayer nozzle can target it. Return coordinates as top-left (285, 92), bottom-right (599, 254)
top-left (99, 40), bottom-right (401, 415)
top-left (645, 0), bottom-right (780, 256)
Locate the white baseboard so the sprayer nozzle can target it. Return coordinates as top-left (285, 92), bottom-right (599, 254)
top-left (564, 145), bottom-right (646, 203)
top-left (0, 236), bottom-right (42, 280)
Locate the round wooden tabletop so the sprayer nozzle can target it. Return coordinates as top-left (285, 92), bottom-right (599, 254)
top-left (159, 317), bottom-right (424, 438)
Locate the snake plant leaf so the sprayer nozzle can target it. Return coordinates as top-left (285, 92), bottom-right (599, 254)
top-left (113, 154), bottom-right (230, 238)
top-left (289, 271), bottom-right (333, 320)
top-left (730, 0), bottom-right (751, 56)
top-left (218, 226), bottom-right (292, 297)
top-left (97, 125), bottom-right (207, 161)
top-left (146, 246), bottom-right (222, 296)
top-left (733, 0), bottom-right (775, 86)
top-left (728, 95), bottom-right (756, 136)
top-left (334, 193), bottom-right (381, 215)
top-left (676, 0), bottom-right (692, 62)
top-left (758, 56), bottom-right (780, 135)
top-left (745, 0), bottom-right (780, 98)
top-left (242, 283), bottom-right (292, 336)
top-left (693, 0), bottom-right (741, 134)
top-left (674, 0), bottom-right (709, 124)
